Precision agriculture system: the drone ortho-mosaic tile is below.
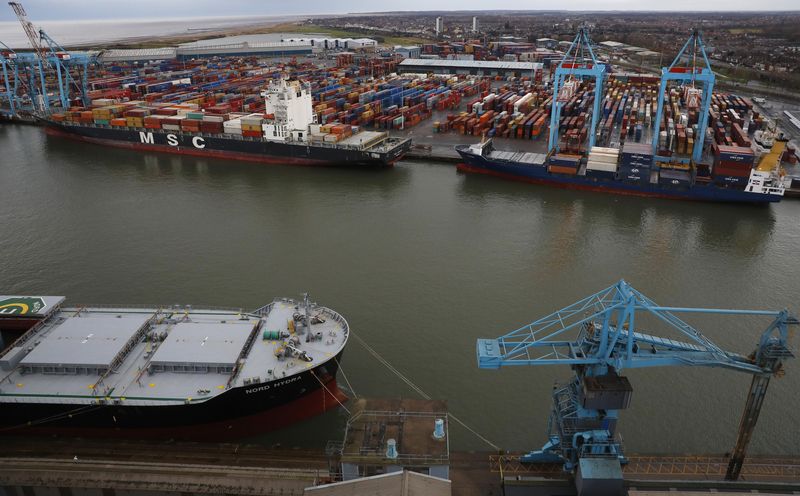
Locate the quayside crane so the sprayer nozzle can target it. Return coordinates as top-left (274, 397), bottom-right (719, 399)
top-left (0, 40), bottom-right (48, 115)
top-left (652, 29), bottom-right (715, 165)
top-left (548, 26), bottom-right (605, 155)
top-left (38, 29), bottom-right (91, 108)
top-left (3, 1), bottom-right (94, 116)
top-left (477, 280), bottom-right (795, 493)
top-left (0, 42), bottom-right (19, 115)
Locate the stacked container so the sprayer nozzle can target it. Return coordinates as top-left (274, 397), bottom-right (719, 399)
top-left (619, 142), bottom-right (653, 185)
top-left (712, 145), bottom-right (754, 187)
top-left (548, 153), bottom-right (581, 175)
top-left (586, 147), bottom-right (619, 180)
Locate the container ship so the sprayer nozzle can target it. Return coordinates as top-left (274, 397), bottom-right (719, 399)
top-left (456, 135), bottom-right (790, 203)
top-left (0, 293), bottom-right (349, 440)
top-left (44, 78), bottom-right (411, 167)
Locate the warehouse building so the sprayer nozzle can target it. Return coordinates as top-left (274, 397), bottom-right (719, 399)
top-left (395, 46), bottom-right (422, 59)
top-left (398, 58), bottom-right (542, 77)
top-left (176, 41), bottom-right (314, 60)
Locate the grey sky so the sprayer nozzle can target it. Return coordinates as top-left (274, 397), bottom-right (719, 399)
top-left (0, 0), bottom-right (797, 21)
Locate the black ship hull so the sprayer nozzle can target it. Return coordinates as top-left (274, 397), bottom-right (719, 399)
top-left (0, 351), bottom-right (346, 441)
top-left (44, 122), bottom-right (411, 167)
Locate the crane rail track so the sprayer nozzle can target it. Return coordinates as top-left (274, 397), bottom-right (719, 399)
top-left (490, 454), bottom-right (800, 481)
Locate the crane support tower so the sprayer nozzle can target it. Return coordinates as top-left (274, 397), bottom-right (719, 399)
top-left (0, 42), bottom-right (18, 116)
top-left (477, 280), bottom-right (795, 494)
top-left (652, 29), bottom-right (715, 165)
top-left (548, 27), bottom-right (605, 155)
top-left (39, 29), bottom-right (91, 108)
top-left (0, 40), bottom-right (48, 115)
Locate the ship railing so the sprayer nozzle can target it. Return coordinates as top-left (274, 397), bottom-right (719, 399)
top-left (251, 301), bottom-right (349, 335)
top-left (62, 303), bottom-right (248, 314)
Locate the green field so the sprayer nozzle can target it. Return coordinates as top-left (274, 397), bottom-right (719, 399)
top-left (263, 22), bottom-right (430, 46)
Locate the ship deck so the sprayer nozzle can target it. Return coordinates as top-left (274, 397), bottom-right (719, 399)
top-left (486, 150), bottom-right (547, 165)
top-left (0, 298), bottom-right (348, 406)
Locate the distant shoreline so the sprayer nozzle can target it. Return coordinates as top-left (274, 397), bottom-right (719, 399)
top-left (0, 15), bottom-right (320, 50)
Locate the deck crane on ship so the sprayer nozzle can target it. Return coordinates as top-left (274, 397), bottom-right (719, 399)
top-left (477, 280), bottom-right (796, 495)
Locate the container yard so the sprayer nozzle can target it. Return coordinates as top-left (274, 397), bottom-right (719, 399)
top-left (3, 5), bottom-right (800, 495)
top-left (39, 56), bottom-right (494, 137)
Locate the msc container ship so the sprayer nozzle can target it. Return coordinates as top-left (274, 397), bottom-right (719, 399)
top-left (0, 293), bottom-right (349, 440)
top-left (456, 133), bottom-right (790, 204)
top-left (44, 78), bottom-right (411, 167)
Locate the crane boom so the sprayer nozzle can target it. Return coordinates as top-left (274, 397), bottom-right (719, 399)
top-left (8, 2), bottom-right (50, 69)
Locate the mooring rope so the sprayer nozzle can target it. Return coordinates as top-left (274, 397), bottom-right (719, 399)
top-left (350, 331), bottom-right (500, 451)
top-left (333, 356), bottom-right (357, 399)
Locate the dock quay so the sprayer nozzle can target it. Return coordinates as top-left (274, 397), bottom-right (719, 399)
top-left (1, 436), bottom-right (799, 495)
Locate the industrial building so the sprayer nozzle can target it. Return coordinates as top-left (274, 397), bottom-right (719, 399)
top-left (536, 38), bottom-right (559, 49)
top-left (398, 58), bottom-right (542, 77)
top-left (305, 471), bottom-right (450, 496)
top-left (175, 41), bottom-right (314, 60)
top-left (395, 46), bottom-right (421, 59)
top-left (281, 37), bottom-right (378, 51)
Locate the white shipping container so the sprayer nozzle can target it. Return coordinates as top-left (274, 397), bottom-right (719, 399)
top-left (589, 155), bottom-right (619, 165)
top-left (586, 161), bottom-right (618, 172)
top-left (590, 146), bottom-right (620, 156)
top-left (223, 119), bottom-right (242, 130)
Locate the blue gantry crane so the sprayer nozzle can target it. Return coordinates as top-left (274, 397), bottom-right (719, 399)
top-left (652, 29), bottom-right (715, 165)
top-left (0, 40), bottom-right (49, 115)
top-left (477, 280), bottom-right (795, 491)
top-left (1, 1), bottom-right (94, 117)
top-left (39, 29), bottom-right (92, 108)
top-left (548, 26), bottom-right (605, 155)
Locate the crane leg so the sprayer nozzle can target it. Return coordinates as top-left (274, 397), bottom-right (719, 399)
top-left (725, 374), bottom-right (771, 480)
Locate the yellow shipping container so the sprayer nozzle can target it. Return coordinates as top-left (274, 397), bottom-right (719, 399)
top-left (126, 117), bottom-right (144, 127)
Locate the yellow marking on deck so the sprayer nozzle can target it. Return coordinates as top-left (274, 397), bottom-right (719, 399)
top-left (0, 303), bottom-right (29, 314)
top-left (149, 383), bottom-right (155, 388)
top-left (16, 383), bottom-right (23, 388)
top-left (217, 385), bottom-right (225, 389)
top-left (87, 384), bottom-right (95, 389)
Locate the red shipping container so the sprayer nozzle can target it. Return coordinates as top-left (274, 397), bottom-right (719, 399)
top-left (714, 165), bottom-right (751, 177)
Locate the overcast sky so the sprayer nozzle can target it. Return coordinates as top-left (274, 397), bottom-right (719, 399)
top-left (0, 0), bottom-right (797, 21)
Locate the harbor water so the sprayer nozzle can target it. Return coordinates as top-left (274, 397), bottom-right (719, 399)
top-left (1, 123), bottom-right (799, 455)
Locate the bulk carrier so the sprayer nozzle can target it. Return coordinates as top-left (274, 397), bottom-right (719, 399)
top-left (0, 293), bottom-right (348, 439)
top-left (456, 132), bottom-right (790, 203)
top-left (44, 78), bottom-right (411, 167)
